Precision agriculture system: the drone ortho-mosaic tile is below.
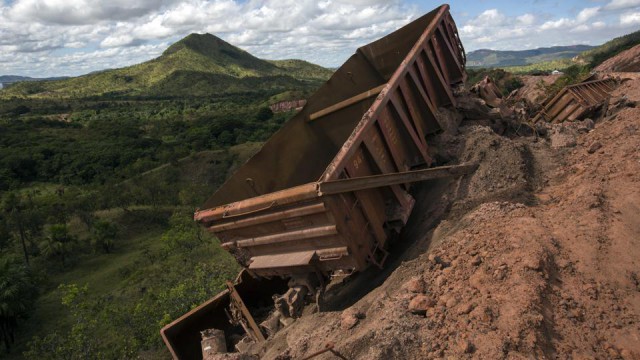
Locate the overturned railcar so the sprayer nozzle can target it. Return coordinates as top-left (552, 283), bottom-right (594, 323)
top-left (532, 78), bottom-right (617, 123)
top-left (162, 4), bottom-right (469, 358)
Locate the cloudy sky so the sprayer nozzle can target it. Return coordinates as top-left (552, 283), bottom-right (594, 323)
top-left (1, 0), bottom-right (639, 77)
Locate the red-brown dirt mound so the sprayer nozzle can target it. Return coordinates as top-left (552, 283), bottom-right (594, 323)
top-left (244, 76), bottom-right (640, 360)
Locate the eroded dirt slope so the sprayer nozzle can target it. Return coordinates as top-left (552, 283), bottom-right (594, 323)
top-left (252, 75), bottom-right (640, 360)
top-left (595, 45), bottom-right (640, 73)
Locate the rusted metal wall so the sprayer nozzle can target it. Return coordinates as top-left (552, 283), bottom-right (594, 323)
top-left (161, 272), bottom-right (288, 359)
top-left (201, 4), bottom-right (464, 210)
top-left (533, 78), bottom-right (617, 123)
top-left (195, 4), bottom-right (466, 280)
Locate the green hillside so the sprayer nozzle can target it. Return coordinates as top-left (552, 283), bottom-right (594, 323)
top-left (0, 93), bottom-right (308, 359)
top-left (577, 29), bottom-right (640, 66)
top-left (1, 33), bottom-right (333, 99)
top-left (467, 45), bottom-right (594, 68)
top-left (484, 29), bottom-right (640, 74)
top-left (268, 59), bottom-right (335, 81)
top-left (0, 31), bottom-right (329, 359)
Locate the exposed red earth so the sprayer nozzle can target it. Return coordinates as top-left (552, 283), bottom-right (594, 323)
top-left (239, 73), bottom-right (640, 360)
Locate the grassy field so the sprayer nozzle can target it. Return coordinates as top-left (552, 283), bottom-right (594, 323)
top-left (14, 224), bottom-right (165, 343)
top-left (7, 209), bottom-right (166, 358)
top-left (5, 204), bottom-right (241, 359)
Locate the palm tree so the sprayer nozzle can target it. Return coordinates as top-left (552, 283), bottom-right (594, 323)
top-left (0, 257), bottom-right (37, 353)
top-left (2, 193), bottom-right (30, 267)
top-left (40, 224), bottom-right (76, 268)
top-left (91, 220), bottom-right (118, 253)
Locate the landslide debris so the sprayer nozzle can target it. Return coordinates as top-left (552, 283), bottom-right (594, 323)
top-left (247, 73), bottom-right (640, 360)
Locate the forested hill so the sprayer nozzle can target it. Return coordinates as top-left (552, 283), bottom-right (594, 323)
top-left (0, 33), bottom-right (327, 358)
top-left (0, 33), bottom-right (333, 99)
top-left (0, 75), bottom-right (69, 84)
top-left (467, 45), bottom-right (594, 68)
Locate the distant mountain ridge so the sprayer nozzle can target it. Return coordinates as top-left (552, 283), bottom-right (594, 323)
top-left (467, 45), bottom-right (595, 68)
top-left (0, 75), bottom-right (69, 85)
top-left (0, 33), bottom-right (333, 98)
top-left (492, 29), bottom-right (640, 73)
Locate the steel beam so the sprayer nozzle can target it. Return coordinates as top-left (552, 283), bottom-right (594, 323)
top-left (317, 163), bottom-right (478, 196)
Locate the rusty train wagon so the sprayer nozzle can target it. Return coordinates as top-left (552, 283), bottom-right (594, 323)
top-left (532, 78), bottom-right (617, 123)
top-left (163, 4), bottom-right (468, 358)
top-left (196, 3), bottom-right (466, 286)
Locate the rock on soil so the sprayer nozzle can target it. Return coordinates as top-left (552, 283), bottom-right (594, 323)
top-left (340, 309), bottom-right (364, 330)
top-left (403, 276), bottom-right (426, 293)
top-left (587, 141), bottom-right (602, 154)
top-left (408, 294), bottom-right (435, 315)
top-left (205, 354), bottom-right (258, 360)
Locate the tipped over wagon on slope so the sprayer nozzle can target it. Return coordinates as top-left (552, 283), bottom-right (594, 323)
top-left (161, 4), bottom-right (476, 359)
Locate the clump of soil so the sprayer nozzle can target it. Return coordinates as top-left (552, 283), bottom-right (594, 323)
top-left (251, 75), bottom-right (640, 360)
top-left (455, 126), bottom-right (532, 207)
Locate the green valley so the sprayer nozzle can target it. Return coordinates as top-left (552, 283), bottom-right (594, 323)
top-left (0, 32), bottom-right (331, 359)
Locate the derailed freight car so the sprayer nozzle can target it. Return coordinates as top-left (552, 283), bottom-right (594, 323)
top-left (162, 4), bottom-right (472, 358)
top-left (532, 77), bottom-right (618, 123)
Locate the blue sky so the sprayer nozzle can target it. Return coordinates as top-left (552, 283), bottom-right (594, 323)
top-left (1, 0), bottom-right (639, 77)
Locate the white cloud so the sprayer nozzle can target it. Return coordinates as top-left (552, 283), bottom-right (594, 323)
top-left (604, 0), bottom-right (640, 10)
top-left (537, 4), bottom-right (607, 32)
top-left (459, 3), bottom-right (640, 53)
top-left (469, 9), bottom-right (506, 26)
top-left (517, 14), bottom-right (535, 25)
top-left (100, 34), bottom-right (136, 48)
top-left (620, 11), bottom-right (640, 25)
top-left (577, 7), bottom-right (600, 23)
top-left (571, 24), bottom-right (591, 33)
top-left (540, 18), bottom-right (572, 30)
top-left (0, 0), bottom-right (418, 76)
top-left (592, 21), bottom-right (607, 29)
top-left (7, 0), bottom-right (183, 25)
top-left (1, 0), bottom-right (640, 78)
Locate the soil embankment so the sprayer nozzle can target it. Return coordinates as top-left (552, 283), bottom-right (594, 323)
top-left (254, 74), bottom-right (640, 359)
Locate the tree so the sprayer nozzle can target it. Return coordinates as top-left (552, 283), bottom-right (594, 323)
top-left (255, 106), bottom-right (273, 121)
top-left (130, 175), bottom-right (174, 208)
top-left (0, 168), bottom-right (16, 191)
top-left (23, 284), bottom-right (136, 359)
top-left (0, 216), bottom-right (11, 251)
top-left (91, 220), bottom-right (118, 254)
top-left (10, 105), bottom-right (30, 116)
top-left (40, 224), bottom-right (76, 267)
top-left (161, 212), bottom-right (203, 251)
top-left (217, 130), bottom-right (234, 146)
top-left (0, 257), bottom-right (37, 353)
top-left (2, 193), bottom-right (31, 267)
